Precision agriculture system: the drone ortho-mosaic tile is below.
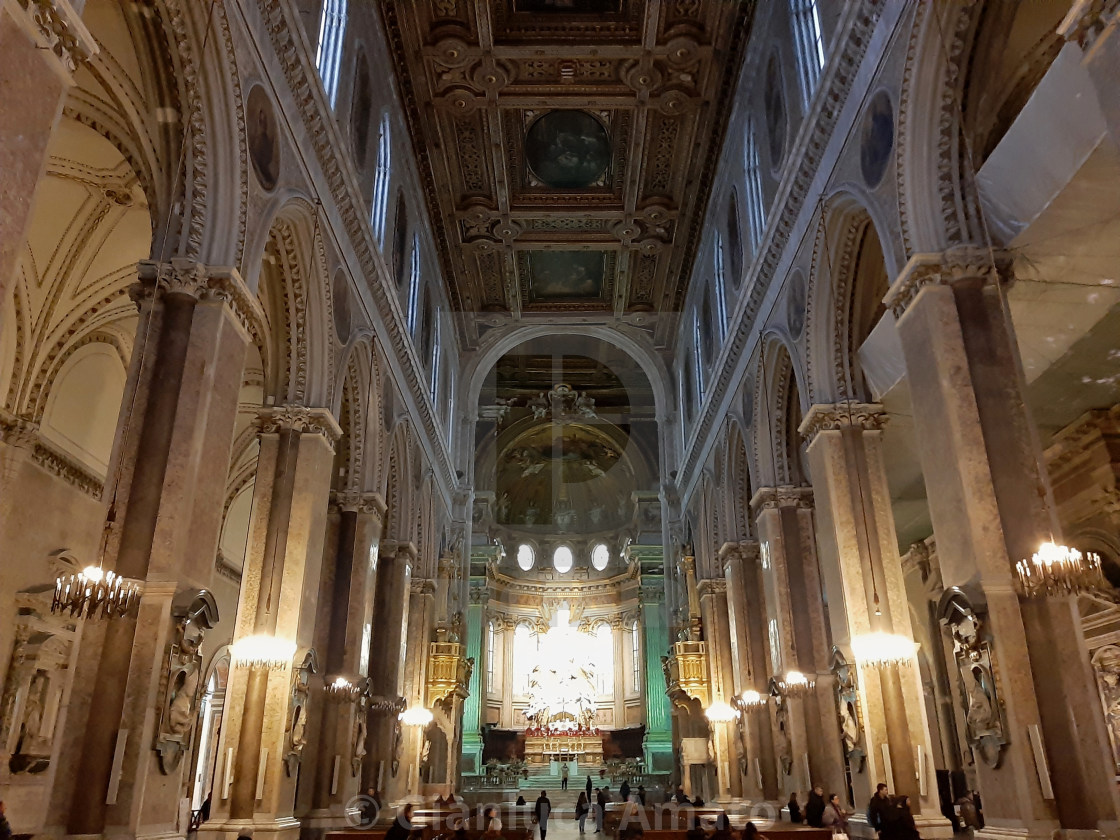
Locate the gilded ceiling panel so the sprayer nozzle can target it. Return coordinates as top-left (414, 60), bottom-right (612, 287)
top-left (381, 0), bottom-right (753, 347)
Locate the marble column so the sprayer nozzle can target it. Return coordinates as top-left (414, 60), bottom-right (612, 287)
top-left (886, 250), bottom-right (1120, 832)
top-left (750, 487), bottom-right (845, 800)
top-left (461, 580), bottom-right (486, 776)
top-left (0, 0), bottom-right (95, 331)
top-left (801, 403), bottom-right (948, 833)
top-left (720, 541), bottom-right (778, 802)
top-left (362, 542), bottom-right (415, 797)
top-left (202, 405), bottom-right (340, 840)
top-left (51, 261), bottom-right (252, 838)
top-left (698, 579), bottom-right (741, 801)
top-left (396, 577), bottom-right (435, 799)
top-left (640, 578), bottom-right (674, 774)
top-left (303, 492), bottom-right (385, 830)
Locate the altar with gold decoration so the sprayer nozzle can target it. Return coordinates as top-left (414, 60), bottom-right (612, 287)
top-left (524, 724), bottom-right (603, 766)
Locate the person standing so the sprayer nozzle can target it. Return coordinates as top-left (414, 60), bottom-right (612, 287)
top-left (637, 785), bottom-right (647, 805)
top-left (577, 792), bottom-right (590, 834)
top-left (0, 801), bottom-right (12, 840)
top-left (867, 783), bottom-right (891, 836)
top-left (805, 786), bottom-right (825, 827)
top-left (587, 775), bottom-right (594, 799)
top-left (620, 779), bottom-right (631, 802)
top-left (596, 787), bottom-right (609, 833)
top-left (787, 792), bottom-right (802, 823)
top-left (535, 791), bottom-right (552, 840)
top-left (562, 762), bottom-right (570, 790)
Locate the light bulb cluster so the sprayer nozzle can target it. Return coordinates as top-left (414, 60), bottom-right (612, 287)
top-left (325, 675), bottom-right (363, 702)
top-left (51, 565), bottom-right (142, 621)
top-left (399, 705), bottom-right (434, 727)
top-left (231, 634), bottom-right (297, 670)
top-left (775, 670), bottom-right (814, 697)
top-left (704, 700), bottom-right (740, 723)
top-left (850, 631), bottom-right (918, 669)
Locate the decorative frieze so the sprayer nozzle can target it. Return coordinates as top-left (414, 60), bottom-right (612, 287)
top-left (749, 485), bottom-right (815, 513)
top-left (134, 259), bottom-right (265, 345)
top-left (798, 402), bottom-right (887, 443)
top-left (333, 490), bottom-right (387, 521)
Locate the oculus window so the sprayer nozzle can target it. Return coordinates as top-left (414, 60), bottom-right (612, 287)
top-left (517, 543), bottom-right (535, 571)
top-left (553, 545), bottom-right (574, 573)
top-left (591, 542), bottom-right (610, 571)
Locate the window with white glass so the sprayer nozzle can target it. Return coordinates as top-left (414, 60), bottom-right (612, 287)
top-left (486, 621), bottom-right (496, 692)
top-left (790, 0), bottom-right (825, 107)
top-left (513, 623), bottom-right (538, 695)
top-left (595, 623), bottom-right (614, 695)
top-left (315, 0), bottom-right (347, 108)
top-left (744, 119), bottom-right (766, 251)
top-left (371, 114), bottom-right (392, 245)
top-left (407, 236), bottom-right (421, 332)
top-left (713, 231), bottom-right (729, 340)
top-left (630, 620), bottom-right (641, 692)
top-left (591, 543), bottom-right (610, 571)
top-left (517, 543), bottom-right (535, 571)
top-left (553, 545), bottom-right (573, 573)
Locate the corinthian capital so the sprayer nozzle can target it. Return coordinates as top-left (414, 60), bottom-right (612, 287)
top-left (257, 405), bottom-right (343, 446)
top-left (799, 402), bottom-right (887, 443)
top-left (884, 247), bottom-right (1007, 320)
top-left (7, 0), bottom-right (98, 80)
top-left (333, 491), bottom-right (387, 520)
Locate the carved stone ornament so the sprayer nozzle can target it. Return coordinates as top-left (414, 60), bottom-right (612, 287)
top-left (830, 647), bottom-right (865, 773)
top-left (257, 405), bottom-right (343, 447)
top-left (1091, 644), bottom-right (1120, 773)
top-left (883, 248), bottom-right (1004, 321)
top-left (0, 555), bottom-right (79, 777)
top-left (4, 0), bottom-right (98, 80)
top-left (938, 586), bottom-right (1007, 768)
top-left (285, 649), bottom-right (318, 776)
top-left (154, 589), bottom-right (219, 774)
top-left (798, 402), bottom-right (888, 443)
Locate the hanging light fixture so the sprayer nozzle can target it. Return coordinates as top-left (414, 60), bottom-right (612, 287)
top-left (230, 634), bottom-right (297, 670)
top-left (325, 675), bottom-right (363, 702)
top-left (705, 700), bottom-right (740, 723)
top-left (1016, 541), bottom-right (1106, 598)
top-left (850, 631), bottom-right (918, 669)
top-left (733, 689), bottom-right (769, 713)
top-left (399, 705), bottom-right (434, 727)
top-left (774, 670), bottom-right (814, 697)
top-left (51, 564), bottom-right (142, 620)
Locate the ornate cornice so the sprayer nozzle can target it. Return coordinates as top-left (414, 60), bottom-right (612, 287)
top-left (883, 248), bottom-right (1004, 320)
top-left (749, 485), bottom-right (815, 513)
top-left (134, 259), bottom-right (265, 346)
top-left (798, 402), bottom-right (887, 444)
top-left (2, 0), bottom-right (98, 80)
top-left (333, 490), bottom-right (387, 520)
top-left (410, 578), bottom-right (436, 596)
top-left (0, 410), bottom-right (39, 450)
top-left (721, 540), bottom-right (761, 574)
top-left (677, 0), bottom-right (885, 490)
top-left (256, 405), bottom-right (343, 447)
top-left (696, 578), bottom-right (727, 597)
top-left (31, 439), bottom-right (103, 498)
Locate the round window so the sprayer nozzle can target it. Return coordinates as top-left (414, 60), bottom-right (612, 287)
top-left (591, 543), bottom-right (610, 571)
top-left (553, 545), bottom-right (574, 573)
top-left (517, 544), bottom-right (535, 571)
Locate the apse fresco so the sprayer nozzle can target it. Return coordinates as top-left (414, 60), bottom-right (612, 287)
top-left (527, 251), bottom-right (605, 301)
top-left (525, 110), bottom-right (611, 189)
top-left (514, 0), bottom-right (623, 14)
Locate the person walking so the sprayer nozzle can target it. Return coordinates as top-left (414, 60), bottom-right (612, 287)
top-left (587, 775), bottom-right (594, 799)
top-left (562, 762), bottom-right (570, 791)
top-left (821, 794), bottom-right (849, 834)
top-left (534, 791), bottom-right (552, 840)
top-left (867, 784), bottom-right (891, 836)
top-left (577, 792), bottom-right (590, 834)
top-left (637, 785), bottom-right (647, 805)
top-left (805, 786), bottom-right (825, 827)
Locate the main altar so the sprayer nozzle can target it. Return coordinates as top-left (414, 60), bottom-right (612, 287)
top-left (524, 726), bottom-right (604, 766)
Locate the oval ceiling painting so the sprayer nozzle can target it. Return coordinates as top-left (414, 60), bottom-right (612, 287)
top-left (247, 84), bottom-right (280, 191)
top-left (525, 110), bottom-right (610, 189)
top-left (860, 90), bottom-right (894, 188)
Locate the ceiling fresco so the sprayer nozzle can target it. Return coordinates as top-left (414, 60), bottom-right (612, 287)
top-left (380, 0), bottom-right (754, 348)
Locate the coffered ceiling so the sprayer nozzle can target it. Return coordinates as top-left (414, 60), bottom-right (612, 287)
top-left (380, 0), bottom-right (753, 349)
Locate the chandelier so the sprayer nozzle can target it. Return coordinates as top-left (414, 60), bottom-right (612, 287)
top-left (704, 700), bottom-right (740, 723)
top-left (733, 689), bottom-right (769, 712)
top-left (230, 634), bottom-right (297, 670)
top-left (1015, 541), bottom-right (1107, 598)
top-left (850, 631), bottom-right (918, 669)
top-left (325, 675), bottom-right (363, 703)
top-left (51, 565), bottom-right (142, 620)
top-left (399, 705), bottom-right (434, 727)
top-left (774, 670), bottom-right (814, 698)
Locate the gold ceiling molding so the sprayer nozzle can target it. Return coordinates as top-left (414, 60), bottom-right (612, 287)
top-left (379, 0), bottom-right (754, 348)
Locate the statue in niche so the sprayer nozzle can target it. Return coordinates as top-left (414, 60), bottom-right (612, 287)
top-left (352, 714), bottom-right (368, 777)
top-left (831, 647), bottom-right (865, 772)
top-left (156, 590), bottom-right (218, 774)
top-left (285, 650), bottom-right (317, 776)
top-left (391, 718), bottom-right (403, 776)
top-left (589, 505), bottom-right (606, 526)
top-left (774, 700), bottom-right (794, 776)
top-left (1092, 646), bottom-right (1120, 771)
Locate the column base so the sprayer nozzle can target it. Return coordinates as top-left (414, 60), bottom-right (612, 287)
top-left (197, 816), bottom-right (301, 840)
